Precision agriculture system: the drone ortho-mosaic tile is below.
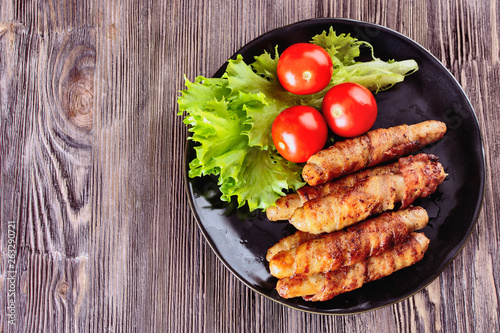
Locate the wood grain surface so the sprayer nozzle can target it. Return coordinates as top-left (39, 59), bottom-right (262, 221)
top-left (1, 0), bottom-right (499, 332)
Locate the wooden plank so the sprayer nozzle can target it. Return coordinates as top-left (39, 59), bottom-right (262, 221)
top-left (0, 0), bottom-right (96, 34)
top-left (0, 22), bottom-right (94, 332)
top-left (88, 1), bottom-right (181, 331)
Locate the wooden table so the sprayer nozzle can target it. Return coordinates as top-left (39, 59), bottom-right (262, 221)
top-left (1, 1), bottom-right (499, 332)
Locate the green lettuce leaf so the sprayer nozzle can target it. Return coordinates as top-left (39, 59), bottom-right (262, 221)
top-left (310, 27), bottom-right (419, 92)
top-left (310, 27), bottom-right (362, 65)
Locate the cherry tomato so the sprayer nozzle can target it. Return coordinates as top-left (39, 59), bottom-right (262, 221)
top-left (322, 82), bottom-right (378, 137)
top-left (272, 105), bottom-right (328, 163)
top-left (277, 43), bottom-right (333, 95)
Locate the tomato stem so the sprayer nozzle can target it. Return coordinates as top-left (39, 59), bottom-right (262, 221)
top-left (333, 107), bottom-right (343, 118)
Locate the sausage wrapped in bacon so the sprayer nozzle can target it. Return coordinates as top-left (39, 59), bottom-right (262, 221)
top-left (290, 154), bottom-right (446, 234)
top-left (266, 162), bottom-right (399, 221)
top-left (302, 120), bottom-right (447, 186)
top-left (276, 232), bottom-right (430, 301)
top-left (269, 206), bottom-right (428, 278)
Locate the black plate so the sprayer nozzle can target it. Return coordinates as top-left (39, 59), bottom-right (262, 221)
top-left (184, 18), bottom-right (485, 314)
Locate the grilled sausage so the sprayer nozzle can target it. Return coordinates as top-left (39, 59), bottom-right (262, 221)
top-left (289, 154), bottom-right (446, 234)
top-left (276, 232), bottom-right (430, 301)
top-left (302, 120), bottom-right (447, 186)
top-left (269, 206), bottom-right (428, 278)
top-left (266, 162), bottom-right (399, 221)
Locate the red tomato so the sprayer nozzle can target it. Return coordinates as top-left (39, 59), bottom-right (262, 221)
top-left (277, 43), bottom-right (333, 95)
top-left (272, 105), bottom-right (328, 163)
top-left (322, 82), bottom-right (378, 137)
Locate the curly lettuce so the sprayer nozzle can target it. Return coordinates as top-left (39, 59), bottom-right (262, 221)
top-left (178, 27), bottom-right (418, 212)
